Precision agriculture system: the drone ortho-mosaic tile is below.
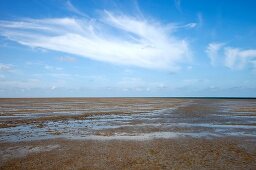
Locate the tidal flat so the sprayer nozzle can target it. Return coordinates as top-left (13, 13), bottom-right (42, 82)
top-left (0, 98), bottom-right (256, 169)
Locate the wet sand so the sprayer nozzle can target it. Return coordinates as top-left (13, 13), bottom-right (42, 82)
top-left (0, 98), bottom-right (256, 169)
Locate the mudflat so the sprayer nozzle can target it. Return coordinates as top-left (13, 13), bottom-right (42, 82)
top-left (0, 98), bottom-right (256, 169)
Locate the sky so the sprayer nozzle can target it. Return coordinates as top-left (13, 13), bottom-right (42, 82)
top-left (0, 0), bottom-right (256, 97)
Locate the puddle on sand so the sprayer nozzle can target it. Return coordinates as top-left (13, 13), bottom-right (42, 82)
top-left (68, 131), bottom-right (222, 141)
top-left (0, 144), bottom-right (60, 163)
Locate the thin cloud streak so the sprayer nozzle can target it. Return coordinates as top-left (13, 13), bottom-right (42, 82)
top-left (65, 0), bottom-right (90, 18)
top-left (206, 42), bottom-right (225, 66)
top-left (197, 13), bottom-right (203, 27)
top-left (0, 11), bottom-right (191, 71)
top-left (174, 0), bottom-right (182, 13)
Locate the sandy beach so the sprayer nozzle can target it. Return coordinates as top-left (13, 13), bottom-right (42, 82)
top-left (0, 98), bottom-right (256, 169)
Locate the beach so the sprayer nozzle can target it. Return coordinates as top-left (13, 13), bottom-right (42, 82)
top-left (0, 98), bottom-right (256, 169)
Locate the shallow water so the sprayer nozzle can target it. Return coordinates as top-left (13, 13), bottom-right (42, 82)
top-left (0, 98), bottom-right (255, 142)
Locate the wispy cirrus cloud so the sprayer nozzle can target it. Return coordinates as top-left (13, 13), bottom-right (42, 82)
top-left (197, 12), bottom-right (203, 27)
top-left (0, 11), bottom-right (191, 71)
top-left (224, 47), bottom-right (256, 69)
top-left (65, 0), bottom-right (90, 18)
top-left (205, 42), bottom-right (225, 66)
top-left (174, 0), bottom-right (182, 13)
top-left (206, 42), bottom-right (256, 70)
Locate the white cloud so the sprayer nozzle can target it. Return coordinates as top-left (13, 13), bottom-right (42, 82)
top-left (205, 42), bottom-right (225, 66)
top-left (206, 42), bottom-right (256, 70)
top-left (0, 11), bottom-right (191, 71)
top-left (50, 86), bottom-right (56, 90)
top-left (58, 56), bottom-right (76, 62)
top-left (224, 47), bottom-right (256, 69)
top-left (44, 65), bottom-right (63, 71)
top-left (184, 23), bottom-right (197, 28)
top-left (65, 0), bottom-right (90, 18)
top-left (224, 47), bottom-right (241, 69)
top-left (0, 63), bottom-right (13, 71)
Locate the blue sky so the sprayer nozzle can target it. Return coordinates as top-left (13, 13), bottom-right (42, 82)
top-left (0, 0), bottom-right (256, 97)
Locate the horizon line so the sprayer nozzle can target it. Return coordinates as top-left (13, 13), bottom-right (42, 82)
top-left (0, 97), bottom-right (255, 99)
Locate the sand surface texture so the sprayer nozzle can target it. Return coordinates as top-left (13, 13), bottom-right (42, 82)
top-left (0, 98), bottom-right (255, 169)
